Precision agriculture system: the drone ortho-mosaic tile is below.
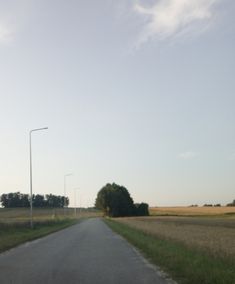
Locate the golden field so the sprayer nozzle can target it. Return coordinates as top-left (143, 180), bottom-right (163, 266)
top-left (150, 206), bottom-right (235, 216)
top-left (114, 214), bottom-right (235, 258)
top-left (0, 208), bottom-right (101, 223)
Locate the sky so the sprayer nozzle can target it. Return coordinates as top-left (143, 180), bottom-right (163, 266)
top-left (0, 0), bottom-right (234, 207)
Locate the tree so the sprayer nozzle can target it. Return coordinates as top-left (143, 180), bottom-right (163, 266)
top-left (0, 192), bottom-right (29, 208)
top-left (33, 194), bottom-right (45, 207)
top-left (45, 194), bottom-right (68, 208)
top-left (95, 183), bottom-right (113, 216)
top-left (0, 192), bottom-right (69, 208)
top-left (134, 203), bottom-right (149, 216)
top-left (95, 183), bottom-right (149, 217)
top-left (95, 183), bottom-right (135, 217)
top-left (0, 194), bottom-right (9, 208)
top-left (20, 193), bottom-right (30, 207)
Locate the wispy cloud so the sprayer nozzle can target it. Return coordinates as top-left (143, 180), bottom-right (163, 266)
top-left (0, 1), bottom-right (32, 45)
top-left (134, 0), bottom-right (220, 44)
top-left (0, 23), bottom-right (12, 43)
top-left (178, 151), bottom-right (198, 160)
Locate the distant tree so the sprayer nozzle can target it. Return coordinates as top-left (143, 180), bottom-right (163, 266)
top-left (0, 192), bottom-right (69, 208)
top-left (95, 183), bottom-right (113, 216)
top-left (95, 183), bottom-right (149, 217)
top-left (62, 196), bottom-right (69, 208)
top-left (203, 204), bottom-right (213, 207)
top-left (0, 192), bottom-right (29, 208)
top-left (33, 194), bottom-right (45, 207)
top-left (134, 203), bottom-right (149, 216)
top-left (95, 183), bottom-right (135, 217)
top-left (8, 192), bottom-right (20, 207)
top-left (214, 204), bottom-right (221, 207)
top-left (45, 194), bottom-right (68, 208)
top-left (45, 194), bottom-right (55, 207)
top-left (20, 193), bottom-right (30, 207)
top-left (0, 193), bottom-right (9, 208)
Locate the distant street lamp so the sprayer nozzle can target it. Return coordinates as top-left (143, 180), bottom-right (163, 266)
top-left (64, 173), bottom-right (73, 216)
top-left (29, 127), bottom-right (48, 229)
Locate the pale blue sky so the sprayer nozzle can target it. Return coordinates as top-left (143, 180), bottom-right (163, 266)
top-left (0, 0), bottom-right (234, 207)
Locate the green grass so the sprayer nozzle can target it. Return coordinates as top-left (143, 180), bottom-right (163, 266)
top-left (105, 219), bottom-right (235, 284)
top-left (0, 218), bottom-right (78, 253)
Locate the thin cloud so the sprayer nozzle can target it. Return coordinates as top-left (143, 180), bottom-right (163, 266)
top-left (178, 151), bottom-right (198, 160)
top-left (0, 23), bottom-right (12, 43)
top-left (134, 0), bottom-right (220, 44)
top-left (0, 0), bottom-right (32, 45)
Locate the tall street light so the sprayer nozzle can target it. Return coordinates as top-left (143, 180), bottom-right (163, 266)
top-left (29, 127), bottom-right (48, 229)
top-left (64, 173), bottom-right (73, 216)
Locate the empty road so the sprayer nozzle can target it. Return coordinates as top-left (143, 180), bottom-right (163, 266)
top-left (0, 218), bottom-right (172, 284)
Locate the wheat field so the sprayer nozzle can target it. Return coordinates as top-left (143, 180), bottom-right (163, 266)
top-left (150, 206), bottom-right (235, 216)
top-left (114, 214), bottom-right (235, 258)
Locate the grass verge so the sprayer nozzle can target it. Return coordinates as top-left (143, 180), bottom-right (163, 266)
top-left (0, 218), bottom-right (78, 253)
top-left (105, 218), bottom-right (235, 284)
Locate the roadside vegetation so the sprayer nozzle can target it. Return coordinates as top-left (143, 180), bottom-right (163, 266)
top-left (113, 215), bottom-right (235, 257)
top-left (0, 218), bottom-right (78, 253)
top-left (0, 207), bottom-right (102, 253)
top-left (106, 218), bottom-right (235, 284)
top-left (0, 207), bottom-right (102, 223)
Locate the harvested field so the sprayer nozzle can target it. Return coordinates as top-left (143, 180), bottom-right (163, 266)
top-left (150, 206), bottom-right (235, 216)
top-left (114, 216), bottom-right (235, 258)
top-left (0, 208), bottom-right (101, 224)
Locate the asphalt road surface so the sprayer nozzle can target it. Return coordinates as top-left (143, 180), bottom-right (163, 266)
top-left (0, 218), bottom-right (172, 284)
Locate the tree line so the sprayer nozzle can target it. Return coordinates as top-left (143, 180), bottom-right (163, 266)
top-left (0, 192), bottom-right (69, 208)
top-left (191, 199), bottom-right (235, 207)
top-left (95, 183), bottom-right (149, 217)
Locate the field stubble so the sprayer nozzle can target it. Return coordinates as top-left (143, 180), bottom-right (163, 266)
top-left (115, 214), bottom-right (235, 258)
top-left (0, 207), bottom-right (101, 224)
top-left (150, 206), bottom-right (235, 216)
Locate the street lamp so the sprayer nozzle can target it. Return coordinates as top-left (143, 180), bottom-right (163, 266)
top-left (29, 127), bottom-right (48, 229)
top-left (64, 173), bottom-right (73, 216)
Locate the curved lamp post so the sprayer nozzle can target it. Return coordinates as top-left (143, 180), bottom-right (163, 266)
top-left (29, 127), bottom-right (48, 228)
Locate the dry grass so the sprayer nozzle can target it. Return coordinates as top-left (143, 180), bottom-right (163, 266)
top-left (150, 206), bottom-right (235, 216)
top-left (107, 219), bottom-right (235, 284)
top-left (0, 208), bottom-right (101, 253)
top-left (114, 216), bottom-right (235, 258)
top-left (0, 208), bottom-right (101, 224)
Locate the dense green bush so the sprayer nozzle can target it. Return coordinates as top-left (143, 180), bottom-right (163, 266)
top-left (0, 192), bottom-right (69, 208)
top-left (134, 203), bottom-right (149, 216)
top-left (95, 183), bottom-right (149, 217)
